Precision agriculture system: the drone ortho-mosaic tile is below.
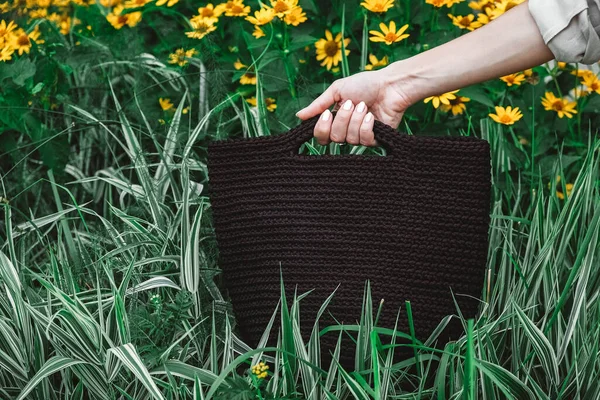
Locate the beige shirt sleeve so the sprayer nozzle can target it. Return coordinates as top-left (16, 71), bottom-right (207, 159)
top-left (528, 0), bottom-right (600, 65)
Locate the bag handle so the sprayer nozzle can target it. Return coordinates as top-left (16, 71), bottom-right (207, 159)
top-left (287, 111), bottom-right (405, 157)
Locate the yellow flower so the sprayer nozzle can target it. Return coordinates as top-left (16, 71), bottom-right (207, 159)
top-left (269, 0), bottom-right (298, 18)
top-left (217, 0), bottom-right (251, 17)
top-left (369, 21), bottom-right (409, 45)
top-left (557, 62), bottom-right (567, 69)
top-left (123, 0), bottom-right (152, 8)
top-left (245, 96), bottom-right (277, 112)
top-left (284, 6), bottom-right (306, 26)
top-left (439, 95), bottom-right (470, 115)
top-left (500, 73), bottom-right (525, 86)
top-left (245, 6), bottom-right (275, 25)
top-left (551, 176), bottom-right (574, 200)
top-left (0, 20), bottom-right (17, 47)
top-left (159, 97), bottom-right (174, 111)
top-left (197, 3), bottom-right (224, 19)
top-left (423, 90), bottom-right (459, 108)
top-left (426, 0), bottom-right (460, 7)
top-left (251, 362), bottom-right (269, 379)
top-left (360, 0), bottom-right (394, 13)
top-left (234, 59), bottom-right (246, 70)
top-left (252, 25), bottom-right (265, 38)
top-left (487, 0), bottom-right (525, 20)
top-left (571, 69), bottom-right (596, 80)
top-left (523, 68), bottom-right (533, 76)
top-left (582, 74), bottom-right (600, 95)
top-left (107, 6), bottom-right (142, 29)
top-left (315, 29), bottom-right (350, 71)
top-left (365, 53), bottom-right (388, 70)
top-left (47, 12), bottom-right (73, 35)
top-left (0, 3), bottom-right (10, 13)
top-left (240, 71), bottom-right (256, 85)
top-left (448, 14), bottom-right (482, 31)
top-left (468, 0), bottom-right (495, 11)
top-left (541, 92), bottom-right (577, 119)
top-left (156, 0), bottom-right (179, 6)
top-left (0, 45), bottom-right (14, 62)
top-left (29, 8), bottom-right (48, 19)
top-left (185, 18), bottom-right (217, 40)
top-left (10, 28), bottom-right (32, 55)
top-left (476, 12), bottom-right (490, 26)
top-left (168, 48), bottom-right (196, 66)
top-left (488, 105), bottom-right (523, 125)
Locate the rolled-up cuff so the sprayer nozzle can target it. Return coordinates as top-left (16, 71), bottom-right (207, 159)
top-left (529, 0), bottom-right (600, 64)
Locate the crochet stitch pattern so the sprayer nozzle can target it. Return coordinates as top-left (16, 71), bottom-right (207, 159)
top-left (206, 113), bottom-right (491, 364)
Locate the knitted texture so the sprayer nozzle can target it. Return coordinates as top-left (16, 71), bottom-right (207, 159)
top-left (206, 113), bottom-right (491, 364)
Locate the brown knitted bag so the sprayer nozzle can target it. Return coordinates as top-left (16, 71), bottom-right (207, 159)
top-left (206, 113), bottom-right (491, 363)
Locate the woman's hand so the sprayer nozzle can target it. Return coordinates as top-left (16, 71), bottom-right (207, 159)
top-left (295, 66), bottom-right (413, 146)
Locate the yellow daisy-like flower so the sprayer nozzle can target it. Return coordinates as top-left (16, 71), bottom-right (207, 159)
top-left (197, 3), bottom-right (224, 19)
top-left (365, 53), bottom-right (388, 70)
top-left (240, 71), bottom-right (256, 85)
top-left (233, 58), bottom-right (246, 70)
top-left (245, 96), bottom-right (277, 112)
top-left (439, 95), bottom-right (470, 115)
top-left (0, 45), bottom-right (14, 62)
top-left (448, 14), bottom-right (482, 31)
top-left (159, 97), bottom-right (174, 111)
top-left (269, 0), bottom-right (298, 18)
top-left (557, 62), bottom-right (567, 69)
top-left (107, 6), bottom-right (142, 29)
top-left (245, 6), bottom-right (275, 25)
top-left (360, 0), bottom-right (394, 13)
top-left (468, 0), bottom-right (495, 11)
top-left (168, 48), bottom-right (196, 66)
top-left (284, 6), bottom-right (306, 26)
top-left (571, 69), bottom-right (596, 80)
top-left (123, 0), bottom-right (151, 9)
top-left (315, 29), bottom-right (350, 71)
top-left (251, 362), bottom-right (270, 379)
top-left (476, 12), bottom-right (490, 26)
top-left (29, 8), bottom-right (48, 19)
top-left (582, 74), bottom-right (600, 95)
top-left (425, 0), bottom-right (459, 7)
top-left (423, 90), bottom-right (459, 108)
top-left (488, 105), bottom-right (523, 125)
top-left (99, 0), bottom-right (121, 7)
top-left (0, 3), bottom-right (10, 13)
top-left (217, 0), bottom-right (251, 17)
top-left (487, 0), bottom-right (525, 20)
top-left (500, 73), bottom-right (525, 86)
top-left (10, 28), bottom-right (32, 55)
top-left (523, 68), bottom-right (533, 76)
top-left (0, 20), bottom-right (17, 47)
top-left (185, 18), bottom-right (217, 40)
top-left (156, 0), bottom-right (178, 6)
top-left (252, 25), bottom-right (265, 38)
top-left (369, 21), bottom-right (409, 45)
top-left (541, 92), bottom-right (577, 119)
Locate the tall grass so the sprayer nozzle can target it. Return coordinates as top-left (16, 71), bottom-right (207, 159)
top-left (1, 85), bottom-right (599, 398)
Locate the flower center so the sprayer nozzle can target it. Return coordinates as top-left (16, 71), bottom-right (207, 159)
top-left (273, 1), bottom-right (289, 13)
top-left (384, 32), bottom-right (397, 42)
top-left (17, 34), bottom-right (29, 46)
top-left (117, 15), bottom-right (128, 25)
top-left (500, 114), bottom-right (513, 124)
top-left (230, 4), bottom-right (244, 13)
top-left (201, 8), bottom-right (214, 17)
top-left (324, 40), bottom-right (338, 57)
top-left (460, 16), bottom-right (471, 26)
top-left (552, 101), bottom-right (564, 111)
top-left (372, 2), bottom-right (385, 11)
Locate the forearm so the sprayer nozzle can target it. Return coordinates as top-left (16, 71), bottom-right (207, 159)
top-left (386, 2), bottom-right (554, 103)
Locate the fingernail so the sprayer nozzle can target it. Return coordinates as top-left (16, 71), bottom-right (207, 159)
top-left (343, 99), bottom-right (353, 110)
top-left (356, 101), bottom-right (365, 113)
top-left (365, 112), bottom-right (373, 122)
top-left (295, 111), bottom-right (300, 117)
top-left (322, 109), bottom-right (331, 121)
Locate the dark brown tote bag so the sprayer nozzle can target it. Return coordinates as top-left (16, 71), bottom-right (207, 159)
top-left (206, 112), bottom-right (491, 363)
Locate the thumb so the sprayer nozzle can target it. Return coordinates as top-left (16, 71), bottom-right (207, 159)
top-left (295, 82), bottom-right (340, 120)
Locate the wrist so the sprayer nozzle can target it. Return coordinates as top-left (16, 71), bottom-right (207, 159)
top-left (382, 58), bottom-right (430, 107)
